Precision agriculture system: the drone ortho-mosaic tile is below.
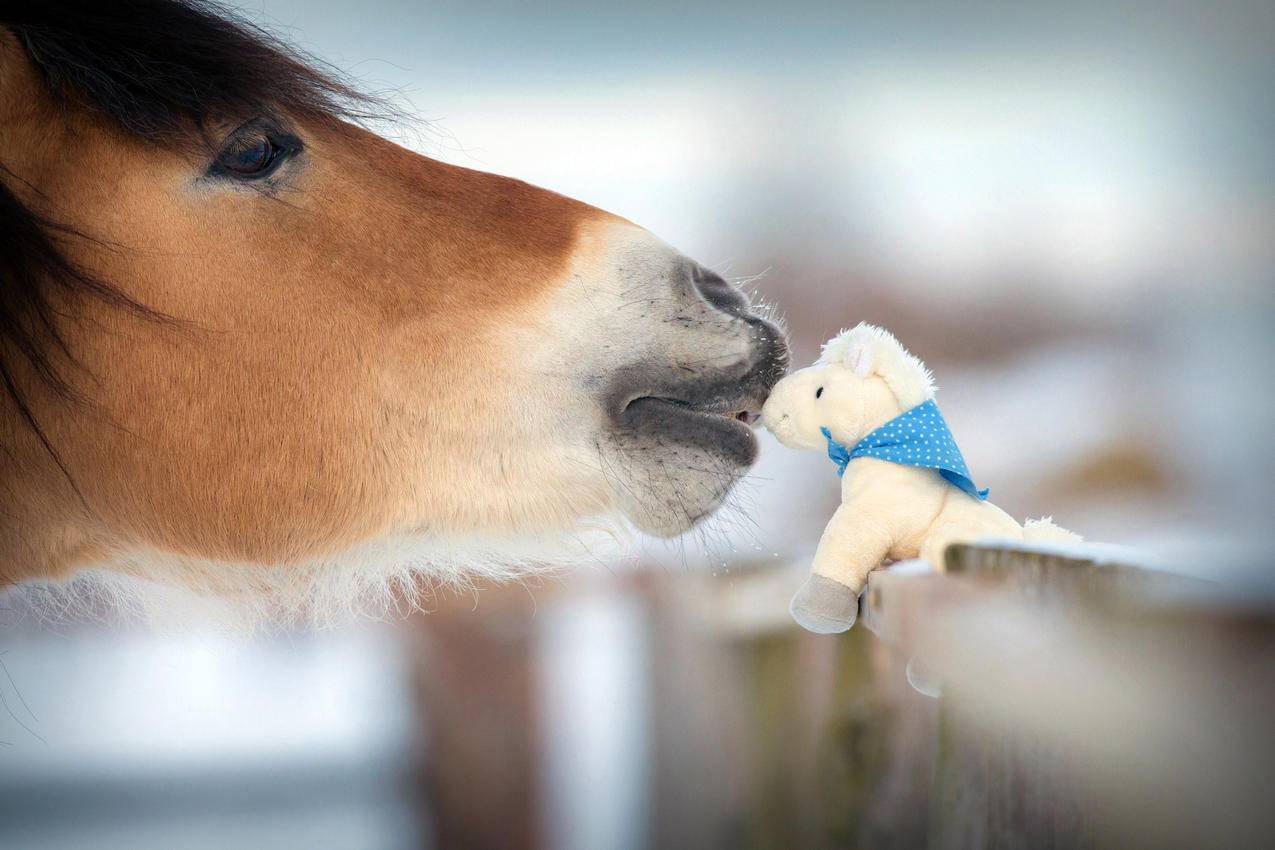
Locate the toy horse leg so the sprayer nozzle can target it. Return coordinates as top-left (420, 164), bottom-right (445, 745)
top-left (790, 506), bottom-right (892, 633)
top-left (920, 498), bottom-right (1021, 569)
top-left (919, 519), bottom-right (979, 569)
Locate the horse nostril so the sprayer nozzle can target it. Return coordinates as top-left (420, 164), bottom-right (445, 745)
top-left (690, 263), bottom-right (730, 292)
top-left (688, 262), bottom-right (749, 314)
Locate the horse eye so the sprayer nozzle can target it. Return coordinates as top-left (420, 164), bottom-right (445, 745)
top-left (815, 386), bottom-right (824, 398)
top-left (211, 128), bottom-right (299, 180)
top-left (216, 135), bottom-right (279, 177)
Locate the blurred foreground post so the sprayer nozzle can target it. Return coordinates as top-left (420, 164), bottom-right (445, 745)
top-left (861, 544), bottom-right (1275, 850)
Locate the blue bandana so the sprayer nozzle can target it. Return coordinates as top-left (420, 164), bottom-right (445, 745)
top-left (820, 399), bottom-right (989, 500)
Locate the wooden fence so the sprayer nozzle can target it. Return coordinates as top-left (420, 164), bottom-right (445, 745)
top-left (408, 542), bottom-right (1275, 849)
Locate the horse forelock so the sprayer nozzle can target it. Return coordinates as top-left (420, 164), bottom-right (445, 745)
top-left (5, 0), bottom-right (392, 144)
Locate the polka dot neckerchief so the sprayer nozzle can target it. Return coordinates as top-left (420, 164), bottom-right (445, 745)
top-left (820, 399), bottom-right (989, 501)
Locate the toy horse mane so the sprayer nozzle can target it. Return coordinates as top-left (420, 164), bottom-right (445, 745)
top-left (816, 323), bottom-right (935, 409)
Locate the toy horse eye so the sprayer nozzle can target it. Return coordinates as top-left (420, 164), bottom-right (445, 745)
top-left (815, 386), bottom-right (824, 398)
top-left (210, 124), bottom-right (301, 180)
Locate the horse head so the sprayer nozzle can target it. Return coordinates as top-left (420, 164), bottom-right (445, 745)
top-left (0, 1), bottom-right (788, 606)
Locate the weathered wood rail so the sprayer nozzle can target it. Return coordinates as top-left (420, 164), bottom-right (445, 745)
top-left (857, 542), bottom-right (1275, 850)
top-left (406, 542), bottom-right (1274, 850)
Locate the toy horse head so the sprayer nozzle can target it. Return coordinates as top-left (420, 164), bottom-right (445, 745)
top-left (761, 323), bottom-right (934, 450)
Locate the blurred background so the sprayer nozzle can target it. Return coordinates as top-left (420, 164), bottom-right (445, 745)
top-left (2, 1), bottom-right (1272, 847)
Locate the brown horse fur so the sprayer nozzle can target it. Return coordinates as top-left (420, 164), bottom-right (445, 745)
top-left (0, 3), bottom-right (788, 622)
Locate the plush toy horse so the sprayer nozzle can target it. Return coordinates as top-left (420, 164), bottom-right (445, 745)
top-left (761, 323), bottom-right (1078, 634)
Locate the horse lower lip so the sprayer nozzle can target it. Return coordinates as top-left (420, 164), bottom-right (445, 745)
top-left (617, 397), bottom-right (760, 466)
top-left (630, 398), bottom-right (759, 425)
top-left (627, 394), bottom-right (759, 413)
top-left (628, 398), bottom-right (759, 433)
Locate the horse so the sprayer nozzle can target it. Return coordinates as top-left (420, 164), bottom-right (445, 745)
top-left (0, 1), bottom-right (788, 620)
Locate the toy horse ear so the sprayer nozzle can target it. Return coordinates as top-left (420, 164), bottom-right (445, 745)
top-left (845, 339), bottom-right (875, 377)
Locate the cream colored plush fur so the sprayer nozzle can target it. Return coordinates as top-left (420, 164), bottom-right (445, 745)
top-left (761, 324), bottom-right (1079, 633)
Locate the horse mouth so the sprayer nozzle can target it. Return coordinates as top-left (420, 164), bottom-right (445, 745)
top-left (618, 392), bottom-right (767, 467)
top-left (626, 397), bottom-right (761, 426)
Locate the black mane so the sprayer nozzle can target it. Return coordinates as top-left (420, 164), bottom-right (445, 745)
top-left (0, 0), bottom-right (382, 472)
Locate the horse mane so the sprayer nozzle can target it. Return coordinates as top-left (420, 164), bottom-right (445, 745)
top-left (0, 0), bottom-right (389, 471)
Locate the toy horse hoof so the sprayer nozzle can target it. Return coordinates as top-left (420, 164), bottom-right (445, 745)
top-left (790, 574), bottom-right (858, 634)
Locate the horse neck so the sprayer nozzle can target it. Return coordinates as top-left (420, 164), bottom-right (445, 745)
top-left (0, 424), bottom-right (91, 586)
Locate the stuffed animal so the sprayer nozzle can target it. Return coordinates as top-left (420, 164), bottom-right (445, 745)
top-left (761, 323), bottom-right (1079, 634)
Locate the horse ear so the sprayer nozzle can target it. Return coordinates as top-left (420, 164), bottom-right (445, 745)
top-left (845, 338), bottom-right (875, 377)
